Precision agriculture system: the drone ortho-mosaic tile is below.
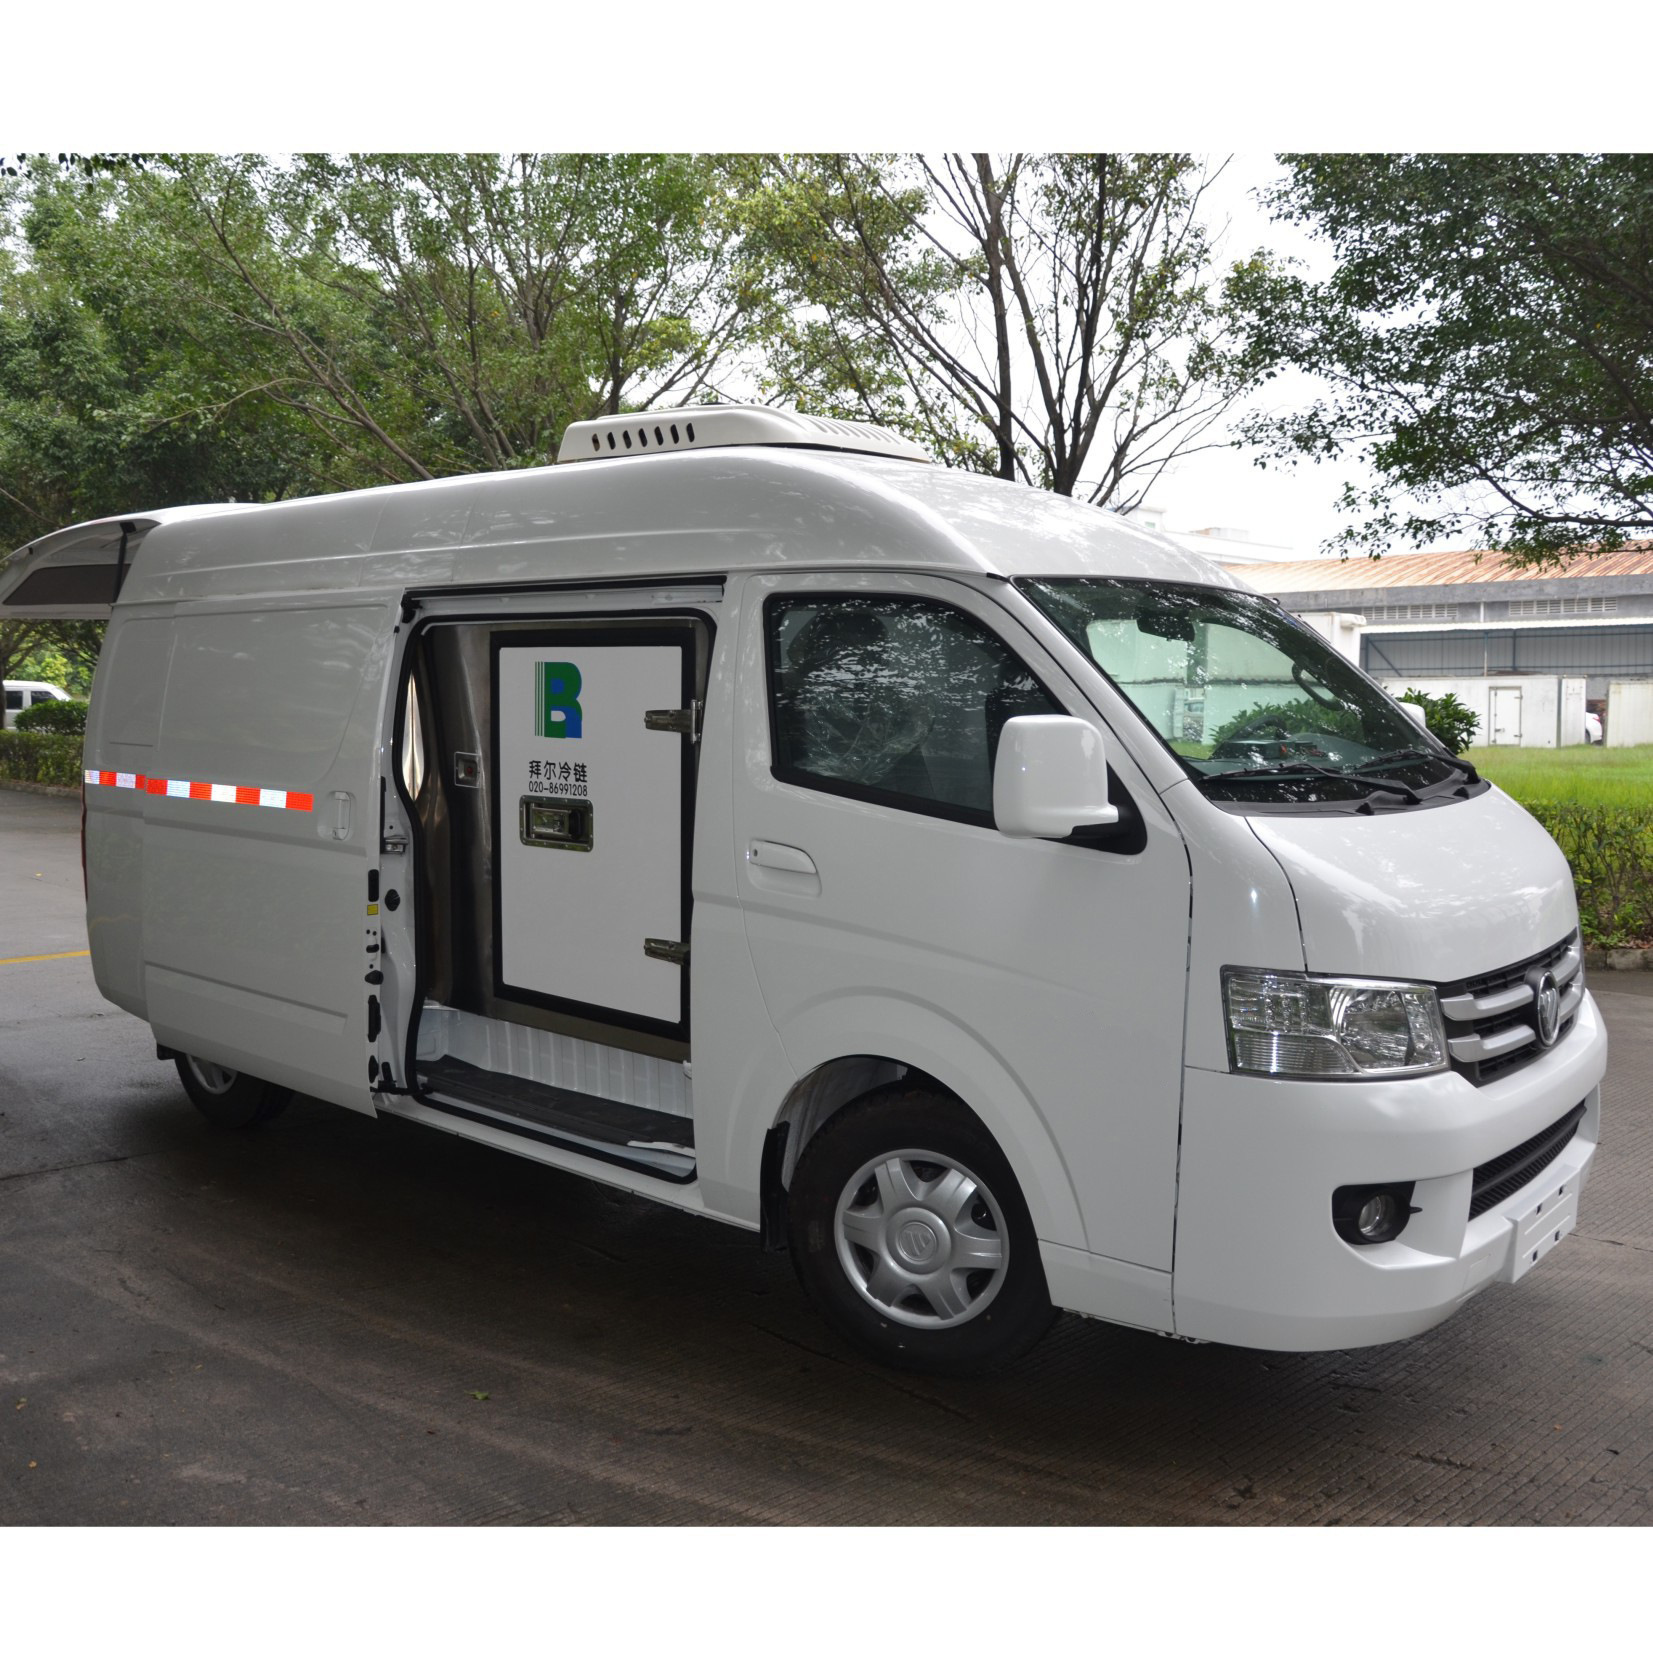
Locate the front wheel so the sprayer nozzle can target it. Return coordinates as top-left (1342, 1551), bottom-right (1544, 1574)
top-left (175, 1054), bottom-right (292, 1129)
top-left (787, 1086), bottom-right (1057, 1375)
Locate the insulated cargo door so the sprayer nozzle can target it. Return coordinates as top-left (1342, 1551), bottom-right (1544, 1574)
top-left (492, 628), bottom-right (695, 1041)
top-left (1490, 685), bottom-right (1523, 746)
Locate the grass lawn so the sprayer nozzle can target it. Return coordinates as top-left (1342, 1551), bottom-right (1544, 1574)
top-left (1470, 744), bottom-right (1653, 807)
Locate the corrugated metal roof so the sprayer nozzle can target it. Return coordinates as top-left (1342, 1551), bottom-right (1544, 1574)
top-left (1229, 544), bottom-right (1653, 592)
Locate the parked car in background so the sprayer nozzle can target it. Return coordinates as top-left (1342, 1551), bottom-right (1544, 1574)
top-left (1583, 709), bottom-right (1603, 744)
top-left (2, 679), bottom-right (71, 730)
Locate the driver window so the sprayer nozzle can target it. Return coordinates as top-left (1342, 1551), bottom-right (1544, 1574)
top-left (765, 595), bottom-right (1059, 821)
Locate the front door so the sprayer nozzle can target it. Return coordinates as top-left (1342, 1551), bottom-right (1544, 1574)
top-left (732, 574), bottom-right (1192, 1272)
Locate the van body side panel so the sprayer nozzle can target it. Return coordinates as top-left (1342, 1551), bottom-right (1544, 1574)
top-left (128, 599), bottom-right (393, 1114)
top-left (84, 613), bottom-right (176, 1014)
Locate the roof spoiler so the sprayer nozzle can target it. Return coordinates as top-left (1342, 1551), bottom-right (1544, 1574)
top-left (0, 504), bottom-right (249, 619)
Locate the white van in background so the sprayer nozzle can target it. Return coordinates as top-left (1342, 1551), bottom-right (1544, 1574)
top-left (0, 407), bottom-right (1607, 1374)
top-left (3, 678), bottom-right (71, 730)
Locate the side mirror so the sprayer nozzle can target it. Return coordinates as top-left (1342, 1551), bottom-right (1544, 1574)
top-left (1398, 700), bottom-right (1428, 729)
top-left (994, 715), bottom-right (1120, 839)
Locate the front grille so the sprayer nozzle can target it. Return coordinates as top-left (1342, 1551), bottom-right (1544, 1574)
top-left (1440, 932), bottom-right (1582, 1086)
top-left (1468, 1102), bottom-right (1586, 1219)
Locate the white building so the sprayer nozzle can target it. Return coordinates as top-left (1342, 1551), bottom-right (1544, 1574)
top-left (1222, 545), bottom-right (1653, 694)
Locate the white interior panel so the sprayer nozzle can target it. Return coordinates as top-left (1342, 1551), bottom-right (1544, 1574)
top-left (497, 641), bottom-right (684, 1024)
top-left (417, 1005), bottom-right (693, 1118)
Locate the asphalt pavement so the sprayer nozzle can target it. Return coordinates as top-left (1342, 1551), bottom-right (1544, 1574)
top-left (2, 784), bottom-right (1650, 1525)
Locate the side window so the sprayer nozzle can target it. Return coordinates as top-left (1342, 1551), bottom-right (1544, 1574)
top-left (31, 690), bottom-right (57, 706)
top-left (4, 690), bottom-right (21, 712)
top-left (765, 595), bottom-right (1060, 820)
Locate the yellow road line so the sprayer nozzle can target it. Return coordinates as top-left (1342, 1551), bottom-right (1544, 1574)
top-left (0, 949), bottom-right (91, 966)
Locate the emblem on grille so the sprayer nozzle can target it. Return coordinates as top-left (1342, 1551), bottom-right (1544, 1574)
top-left (1529, 966), bottom-right (1562, 1046)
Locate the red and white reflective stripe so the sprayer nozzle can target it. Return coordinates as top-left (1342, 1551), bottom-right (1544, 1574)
top-left (83, 769), bottom-right (314, 812)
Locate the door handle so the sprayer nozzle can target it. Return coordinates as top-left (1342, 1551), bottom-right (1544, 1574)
top-left (749, 840), bottom-right (817, 876)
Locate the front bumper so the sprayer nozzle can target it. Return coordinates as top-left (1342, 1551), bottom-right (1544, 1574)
top-left (1171, 991), bottom-right (1608, 1350)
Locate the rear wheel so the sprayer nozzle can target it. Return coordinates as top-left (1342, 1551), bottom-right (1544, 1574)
top-left (174, 1054), bottom-right (292, 1129)
top-left (787, 1085), bottom-right (1057, 1375)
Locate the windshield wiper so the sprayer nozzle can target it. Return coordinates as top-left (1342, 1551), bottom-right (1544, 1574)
top-left (1208, 761), bottom-right (1425, 804)
top-left (1353, 746), bottom-right (1479, 783)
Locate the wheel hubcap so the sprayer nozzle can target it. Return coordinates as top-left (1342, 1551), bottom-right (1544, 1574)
top-left (833, 1151), bottom-right (1008, 1329)
top-left (187, 1057), bottom-right (238, 1096)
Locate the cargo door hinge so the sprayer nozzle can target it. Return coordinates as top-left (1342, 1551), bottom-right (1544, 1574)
top-left (643, 938), bottom-right (690, 966)
top-left (644, 704), bottom-right (698, 739)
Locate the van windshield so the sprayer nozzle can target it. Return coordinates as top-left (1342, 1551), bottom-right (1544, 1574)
top-left (1018, 578), bottom-right (1479, 808)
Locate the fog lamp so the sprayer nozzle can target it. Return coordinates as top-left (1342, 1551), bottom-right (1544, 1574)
top-left (1332, 1181), bottom-right (1416, 1247)
top-left (1358, 1193), bottom-right (1399, 1239)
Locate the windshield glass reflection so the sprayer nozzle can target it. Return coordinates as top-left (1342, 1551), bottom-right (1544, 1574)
top-left (1020, 578), bottom-right (1477, 806)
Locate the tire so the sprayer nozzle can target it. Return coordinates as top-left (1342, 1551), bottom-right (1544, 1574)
top-left (174, 1054), bottom-right (293, 1129)
top-left (786, 1085), bottom-right (1057, 1375)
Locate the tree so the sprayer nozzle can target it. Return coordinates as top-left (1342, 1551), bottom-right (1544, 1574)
top-left (0, 159), bottom-right (334, 547)
top-left (161, 153), bottom-right (766, 482)
top-left (1234, 154), bottom-right (1653, 566)
top-left (2, 155), bottom-right (773, 683)
top-left (2, 161), bottom-right (339, 686)
top-left (1, 618), bottom-right (41, 685)
top-left (743, 153), bottom-right (1250, 509)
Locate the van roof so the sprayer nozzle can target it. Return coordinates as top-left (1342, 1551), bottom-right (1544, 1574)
top-left (6, 449), bottom-right (1243, 615)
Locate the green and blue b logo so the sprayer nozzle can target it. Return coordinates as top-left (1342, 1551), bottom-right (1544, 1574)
top-left (536, 661), bottom-right (583, 739)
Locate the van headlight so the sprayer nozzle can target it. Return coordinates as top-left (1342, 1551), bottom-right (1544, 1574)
top-left (1222, 967), bottom-right (1448, 1079)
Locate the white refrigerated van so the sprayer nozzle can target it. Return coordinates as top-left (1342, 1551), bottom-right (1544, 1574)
top-left (0, 406), bottom-right (1607, 1373)
top-left (3, 678), bottom-right (72, 729)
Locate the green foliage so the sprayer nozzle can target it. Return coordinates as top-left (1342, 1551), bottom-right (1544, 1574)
top-left (1, 162), bottom-right (325, 536)
top-left (1, 618), bottom-right (43, 685)
top-left (1207, 697), bottom-right (1362, 749)
top-left (4, 621), bottom-right (101, 695)
top-left (0, 729), bottom-right (83, 787)
top-left (1478, 747), bottom-right (1653, 948)
top-left (739, 153), bottom-right (1249, 503)
top-left (1, 153), bottom-right (774, 551)
top-left (156, 152), bottom-right (769, 483)
top-left (1523, 801), bottom-right (1653, 949)
top-left (14, 695), bottom-right (86, 733)
top-left (1471, 744), bottom-right (1653, 809)
top-left (3, 152), bottom-right (1261, 558)
top-left (1234, 154), bottom-right (1653, 565)
top-left (1398, 688), bottom-right (1479, 755)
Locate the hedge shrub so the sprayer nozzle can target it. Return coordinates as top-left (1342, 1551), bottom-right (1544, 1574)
top-left (1207, 697), bottom-right (1363, 749)
top-left (0, 731), bottom-right (84, 788)
top-left (1398, 687), bottom-right (1480, 755)
top-left (14, 697), bottom-right (88, 734)
top-left (1525, 801), bottom-right (1653, 949)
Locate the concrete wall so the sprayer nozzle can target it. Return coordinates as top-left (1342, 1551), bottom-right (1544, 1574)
top-left (1606, 681), bottom-right (1653, 747)
top-left (1385, 675), bottom-right (1590, 748)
